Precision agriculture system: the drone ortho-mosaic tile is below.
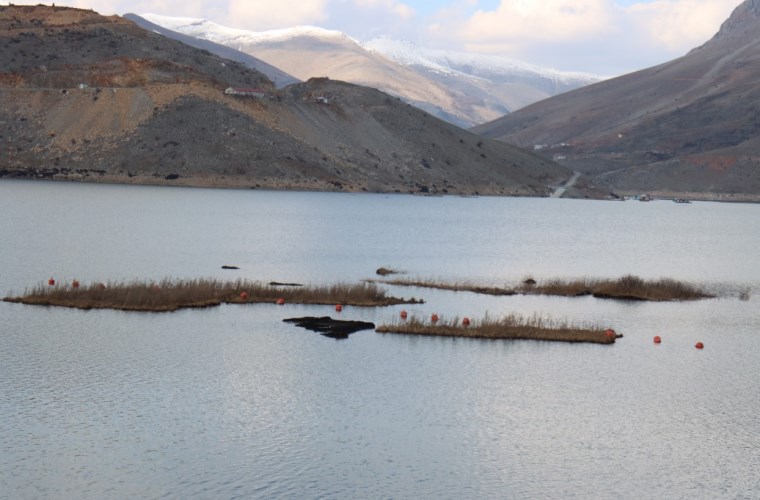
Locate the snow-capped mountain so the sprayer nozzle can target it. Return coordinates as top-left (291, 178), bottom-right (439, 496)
top-left (125, 14), bottom-right (299, 87)
top-left (142, 14), bottom-right (353, 46)
top-left (365, 38), bottom-right (600, 93)
top-left (140, 13), bottom-right (602, 127)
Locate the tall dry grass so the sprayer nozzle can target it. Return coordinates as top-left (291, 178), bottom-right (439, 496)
top-left (3, 278), bottom-right (421, 312)
top-left (589, 275), bottom-right (711, 301)
top-left (375, 274), bottom-right (712, 301)
top-left (377, 314), bottom-right (616, 344)
top-left (368, 278), bottom-right (515, 296)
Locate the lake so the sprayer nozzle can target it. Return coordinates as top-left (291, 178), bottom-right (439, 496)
top-left (1, 180), bottom-right (759, 499)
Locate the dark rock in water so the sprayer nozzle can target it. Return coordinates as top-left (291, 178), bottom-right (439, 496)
top-left (284, 316), bottom-right (376, 339)
top-left (269, 281), bottom-right (303, 287)
top-left (376, 267), bottom-right (399, 276)
top-left (222, 265), bottom-right (240, 270)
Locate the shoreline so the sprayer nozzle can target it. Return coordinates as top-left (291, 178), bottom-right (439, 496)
top-left (2, 174), bottom-right (759, 203)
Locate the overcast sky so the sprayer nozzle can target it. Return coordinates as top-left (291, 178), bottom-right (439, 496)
top-left (3, 0), bottom-right (746, 75)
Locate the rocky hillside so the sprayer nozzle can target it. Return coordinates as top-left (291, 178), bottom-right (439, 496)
top-left (0, 5), bottom-right (570, 197)
top-left (473, 0), bottom-right (760, 201)
top-left (123, 13), bottom-right (299, 88)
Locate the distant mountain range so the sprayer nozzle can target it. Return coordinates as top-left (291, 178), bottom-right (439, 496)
top-left (473, 0), bottom-right (760, 200)
top-left (138, 14), bottom-right (601, 128)
top-left (0, 5), bottom-right (571, 197)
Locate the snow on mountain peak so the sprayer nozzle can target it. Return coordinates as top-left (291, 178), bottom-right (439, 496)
top-left (141, 14), bottom-right (355, 46)
top-left (364, 37), bottom-right (601, 85)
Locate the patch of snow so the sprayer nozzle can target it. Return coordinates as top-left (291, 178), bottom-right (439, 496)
top-left (142, 14), bottom-right (358, 47)
top-left (365, 37), bottom-right (601, 85)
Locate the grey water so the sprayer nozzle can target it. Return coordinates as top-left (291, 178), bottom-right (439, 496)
top-left (1, 179), bottom-right (759, 499)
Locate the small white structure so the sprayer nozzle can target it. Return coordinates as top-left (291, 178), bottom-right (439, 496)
top-left (224, 87), bottom-right (267, 98)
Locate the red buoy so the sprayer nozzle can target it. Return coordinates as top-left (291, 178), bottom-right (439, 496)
top-left (48, 278), bottom-right (55, 286)
top-left (240, 291), bottom-right (249, 300)
top-left (335, 304), bottom-right (343, 312)
top-left (654, 336), bottom-right (662, 344)
top-left (695, 342), bottom-right (704, 349)
top-left (72, 280), bottom-right (80, 288)
top-left (462, 317), bottom-right (471, 327)
top-left (277, 297), bottom-right (285, 305)
top-left (400, 310), bottom-right (408, 320)
top-left (431, 313), bottom-right (439, 323)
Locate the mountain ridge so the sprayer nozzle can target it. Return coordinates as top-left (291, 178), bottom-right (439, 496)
top-left (472, 0), bottom-right (760, 201)
top-left (140, 13), bottom-right (601, 127)
top-left (0, 5), bottom-right (574, 197)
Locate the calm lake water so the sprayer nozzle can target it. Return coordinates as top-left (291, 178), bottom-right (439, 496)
top-left (1, 180), bottom-right (759, 499)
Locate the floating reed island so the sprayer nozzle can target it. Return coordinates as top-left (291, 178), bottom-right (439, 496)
top-left (3, 279), bottom-right (422, 312)
top-left (377, 314), bottom-right (621, 344)
top-left (371, 275), bottom-right (713, 302)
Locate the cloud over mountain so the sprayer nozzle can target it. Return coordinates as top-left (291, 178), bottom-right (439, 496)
top-left (0, 0), bottom-right (744, 74)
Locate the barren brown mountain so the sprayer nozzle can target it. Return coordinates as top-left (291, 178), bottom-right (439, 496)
top-left (0, 5), bottom-right (571, 196)
top-left (473, 0), bottom-right (760, 201)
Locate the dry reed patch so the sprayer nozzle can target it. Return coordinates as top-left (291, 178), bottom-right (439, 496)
top-left (588, 275), bottom-right (712, 301)
top-left (374, 275), bottom-right (712, 302)
top-left (377, 314), bottom-right (617, 344)
top-left (3, 279), bottom-right (421, 312)
top-left (368, 278), bottom-right (515, 296)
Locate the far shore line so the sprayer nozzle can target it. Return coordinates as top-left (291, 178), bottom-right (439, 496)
top-left (2, 176), bottom-right (760, 204)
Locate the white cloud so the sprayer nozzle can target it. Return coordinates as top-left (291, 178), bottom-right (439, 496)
top-left (354, 0), bottom-right (415, 20)
top-left (224, 0), bottom-right (329, 30)
top-left (457, 0), bottom-right (616, 45)
top-left (624, 0), bottom-right (739, 51)
top-left (427, 0), bottom-right (744, 74)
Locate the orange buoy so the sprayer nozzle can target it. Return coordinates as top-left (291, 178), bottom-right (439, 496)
top-left (431, 313), bottom-right (439, 323)
top-left (654, 336), bottom-right (662, 344)
top-left (335, 304), bottom-right (343, 312)
top-left (240, 291), bottom-right (249, 300)
top-left (400, 310), bottom-right (408, 320)
top-left (695, 342), bottom-right (704, 349)
top-left (48, 278), bottom-right (55, 286)
top-left (72, 280), bottom-right (80, 288)
top-left (462, 317), bottom-right (471, 327)
top-left (277, 297), bottom-right (285, 305)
